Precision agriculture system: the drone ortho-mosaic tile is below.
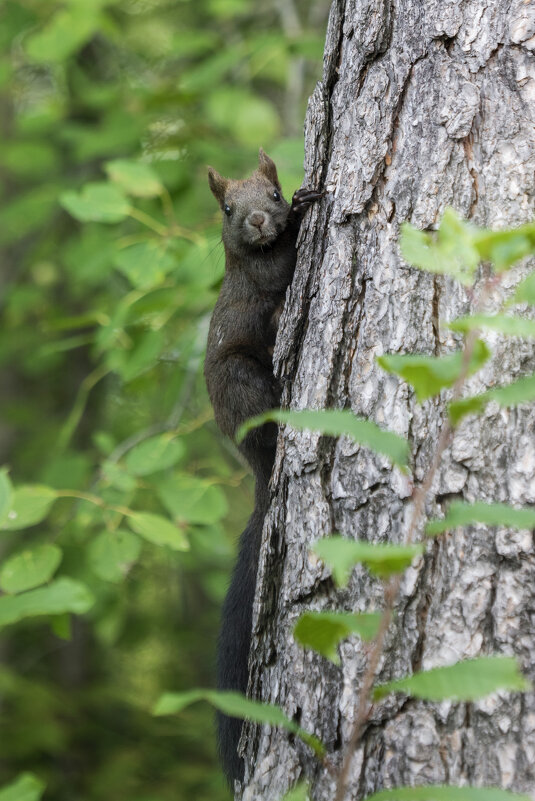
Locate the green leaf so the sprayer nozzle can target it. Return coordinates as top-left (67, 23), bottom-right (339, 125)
top-left (0, 468), bottom-right (13, 527)
top-left (312, 537), bottom-right (424, 586)
top-left (513, 271), bottom-right (535, 305)
top-left (124, 435), bottom-right (186, 477)
top-left (400, 210), bottom-right (480, 286)
top-left (237, 410), bottom-right (410, 470)
top-left (449, 314), bottom-right (535, 338)
top-left (88, 530), bottom-right (142, 582)
top-left (0, 578), bottom-right (94, 628)
top-left (281, 784), bottom-right (309, 801)
top-left (157, 474), bottom-right (228, 525)
top-left (0, 773), bottom-right (45, 801)
top-left (25, 6), bottom-right (99, 63)
top-left (449, 374), bottom-right (535, 425)
top-left (294, 611), bottom-right (381, 664)
top-left (426, 501), bottom-right (535, 537)
top-left (126, 512), bottom-right (189, 551)
top-left (205, 88), bottom-right (280, 147)
top-left (364, 786), bottom-right (531, 801)
top-left (153, 689), bottom-right (325, 757)
top-left (105, 160), bottom-right (163, 198)
top-left (113, 241), bottom-right (176, 289)
top-left (60, 183), bottom-right (131, 224)
top-left (1, 485), bottom-right (57, 531)
top-left (473, 222), bottom-right (535, 271)
top-left (373, 656), bottom-right (530, 702)
top-left (378, 340), bottom-right (491, 402)
top-left (0, 545), bottom-right (62, 594)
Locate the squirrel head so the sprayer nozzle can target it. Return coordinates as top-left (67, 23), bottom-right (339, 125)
top-left (208, 148), bottom-right (291, 252)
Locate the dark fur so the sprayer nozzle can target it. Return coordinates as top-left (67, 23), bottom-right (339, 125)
top-left (204, 150), bottom-right (321, 784)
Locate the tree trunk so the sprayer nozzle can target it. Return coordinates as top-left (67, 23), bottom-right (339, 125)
top-left (239, 0), bottom-right (535, 798)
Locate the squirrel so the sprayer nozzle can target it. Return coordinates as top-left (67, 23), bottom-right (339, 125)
top-left (204, 148), bottom-right (322, 784)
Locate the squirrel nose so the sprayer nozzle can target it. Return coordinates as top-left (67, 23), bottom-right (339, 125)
top-left (248, 212), bottom-right (265, 230)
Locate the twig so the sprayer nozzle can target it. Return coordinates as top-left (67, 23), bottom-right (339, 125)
top-left (333, 276), bottom-right (495, 801)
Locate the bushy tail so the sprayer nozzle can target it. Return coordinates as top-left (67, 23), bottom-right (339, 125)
top-left (216, 499), bottom-right (265, 784)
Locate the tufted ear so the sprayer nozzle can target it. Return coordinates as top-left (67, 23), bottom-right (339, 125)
top-left (258, 148), bottom-right (281, 189)
top-left (208, 167), bottom-right (229, 208)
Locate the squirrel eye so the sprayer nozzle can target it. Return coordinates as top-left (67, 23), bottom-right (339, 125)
top-left (272, 190), bottom-right (281, 201)
top-left (224, 204), bottom-right (232, 216)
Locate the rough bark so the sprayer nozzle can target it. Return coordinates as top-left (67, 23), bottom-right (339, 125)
top-left (240, 0), bottom-right (535, 799)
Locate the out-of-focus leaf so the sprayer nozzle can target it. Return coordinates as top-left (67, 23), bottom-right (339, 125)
top-left (125, 435), bottom-right (185, 477)
top-left (0, 772), bottom-right (45, 801)
top-left (0, 469), bottom-right (13, 528)
top-left (153, 689), bottom-right (325, 757)
top-left (126, 512), bottom-right (189, 551)
top-left (426, 501), bottom-right (535, 536)
top-left (513, 272), bottom-right (535, 305)
top-left (312, 537), bottom-right (424, 586)
top-left (473, 222), bottom-right (535, 270)
top-left (88, 530), bottom-right (141, 582)
top-left (25, 6), bottom-right (100, 63)
top-left (205, 88), bottom-right (280, 147)
top-left (1, 486), bottom-right (57, 531)
top-left (294, 611), bottom-right (381, 663)
top-left (374, 656), bottom-right (530, 701)
top-left (0, 578), bottom-right (94, 628)
top-left (105, 160), bottom-right (164, 198)
top-left (0, 545), bottom-right (62, 594)
top-left (364, 786), bottom-right (531, 801)
top-left (113, 241), bottom-right (176, 289)
top-left (449, 314), bottom-right (535, 338)
top-left (378, 340), bottom-right (491, 402)
top-left (238, 409), bottom-right (410, 470)
top-left (60, 183), bottom-right (131, 224)
top-left (449, 374), bottom-right (535, 425)
top-left (157, 474), bottom-right (228, 525)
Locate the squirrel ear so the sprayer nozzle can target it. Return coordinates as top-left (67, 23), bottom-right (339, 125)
top-left (208, 167), bottom-right (229, 207)
top-left (258, 148), bottom-right (280, 189)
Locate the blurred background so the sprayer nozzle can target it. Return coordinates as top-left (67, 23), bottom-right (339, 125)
top-left (0, 1), bottom-right (330, 798)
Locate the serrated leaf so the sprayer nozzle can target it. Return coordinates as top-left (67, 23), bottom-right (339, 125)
top-left (312, 537), bottom-right (424, 586)
top-left (373, 656), bottom-right (530, 702)
top-left (0, 468), bottom-right (13, 527)
top-left (238, 410), bottom-right (409, 470)
top-left (1, 485), bottom-right (57, 531)
top-left (113, 241), bottom-right (176, 289)
top-left (105, 159), bottom-right (163, 198)
top-left (157, 474), bottom-right (228, 525)
top-left (426, 501), bottom-right (535, 536)
top-left (153, 689), bottom-right (325, 757)
top-left (60, 183), bottom-right (131, 224)
top-left (126, 512), bottom-right (189, 551)
top-left (449, 374), bottom-right (535, 425)
top-left (0, 773), bottom-right (45, 801)
top-left (124, 435), bottom-right (185, 477)
top-left (378, 340), bottom-right (491, 402)
top-left (0, 578), bottom-right (94, 628)
top-left (449, 314), bottom-right (535, 338)
top-left (513, 271), bottom-right (535, 305)
top-left (88, 530), bottom-right (142, 582)
top-left (294, 611), bottom-right (381, 663)
top-left (0, 544), bottom-right (62, 594)
top-left (364, 786), bottom-right (531, 801)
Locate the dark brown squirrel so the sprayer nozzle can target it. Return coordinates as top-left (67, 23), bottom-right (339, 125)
top-left (204, 149), bottom-right (322, 784)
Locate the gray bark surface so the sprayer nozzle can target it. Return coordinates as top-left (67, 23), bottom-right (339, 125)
top-left (240, 0), bottom-right (535, 798)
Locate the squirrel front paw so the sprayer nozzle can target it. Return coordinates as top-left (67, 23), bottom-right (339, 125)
top-left (291, 188), bottom-right (324, 216)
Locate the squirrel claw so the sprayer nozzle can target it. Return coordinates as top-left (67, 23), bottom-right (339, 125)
top-left (291, 188), bottom-right (324, 213)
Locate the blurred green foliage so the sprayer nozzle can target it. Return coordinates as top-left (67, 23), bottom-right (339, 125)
top-left (0, 0), bottom-right (328, 797)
